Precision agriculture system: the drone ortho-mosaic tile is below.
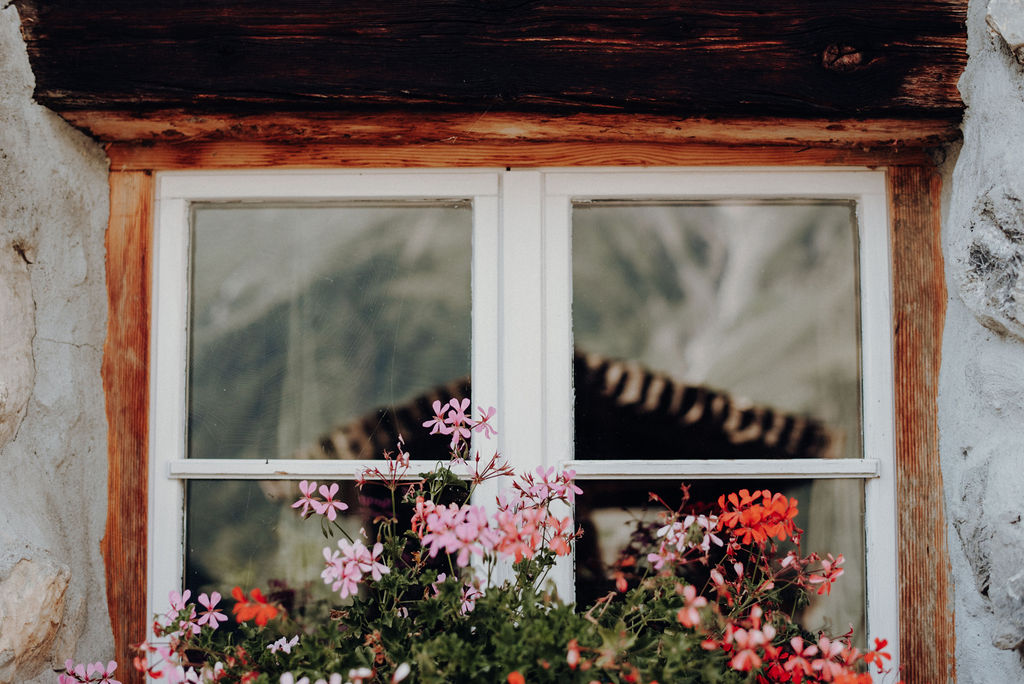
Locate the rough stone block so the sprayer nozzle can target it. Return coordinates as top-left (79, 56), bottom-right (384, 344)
top-left (0, 558), bottom-right (71, 682)
top-left (989, 511), bottom-right (1024, 649)
top-left (951, 445), bottom-right (1024, 651)
top-left (959, 186), bottom-right (1024, 341)
top-left (988, 0), bottom-right (1024, 63)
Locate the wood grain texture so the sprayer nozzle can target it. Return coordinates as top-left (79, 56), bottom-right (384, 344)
top-left (106, 141), bottom-right (933, 171)
top-left (14, 0), bottom-right (966, 118)
top-left (65, 110), bottom-right (960, 147)
top-left (101, 171), bottom-right (154, 684)
top-left (889, 166), bottom-right (954, 684)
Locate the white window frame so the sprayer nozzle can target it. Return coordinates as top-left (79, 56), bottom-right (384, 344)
top-left (149, 167), bottom-right (897, 666)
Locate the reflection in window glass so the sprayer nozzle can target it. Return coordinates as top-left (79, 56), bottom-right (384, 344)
top-left (188, 204), bottom-right (471, 461)
top-left (185, 479), bottom-right (400, 603)
top-left (572, 202), bottom-right (861, 460)
top-left (574, 478), bottom-right (865, 646)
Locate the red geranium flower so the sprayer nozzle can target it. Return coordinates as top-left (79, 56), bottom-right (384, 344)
top-left (231, 586), bottom-right (279, 626)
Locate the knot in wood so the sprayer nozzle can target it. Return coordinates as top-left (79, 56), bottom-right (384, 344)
top-left (822, 43), bottom-right (865, 73)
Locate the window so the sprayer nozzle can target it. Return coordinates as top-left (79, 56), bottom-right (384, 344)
top-left (148, 168), bottom-right (897, 661)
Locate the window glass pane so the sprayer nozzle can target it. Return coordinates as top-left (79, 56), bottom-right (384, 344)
top-left (572, 202), bottom-right (861, 460)
top-left (574, 478), bottom-right (865, 645)
top-left (185, 479), bottom-right (400, 603)
top-left (188, 204), bottom-right (471, 461)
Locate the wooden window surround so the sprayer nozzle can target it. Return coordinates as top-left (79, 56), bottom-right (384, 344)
top-left (101, 114), bottom-right (952, 684)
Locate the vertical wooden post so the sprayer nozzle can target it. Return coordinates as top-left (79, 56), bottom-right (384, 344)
top-left (101, 170), bottom-right (154, 683)
top-left (889, 165), bottom-right (954, 684)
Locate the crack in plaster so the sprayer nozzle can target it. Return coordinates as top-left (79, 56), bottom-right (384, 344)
top-left (34, 337), bottom-right (100, 353)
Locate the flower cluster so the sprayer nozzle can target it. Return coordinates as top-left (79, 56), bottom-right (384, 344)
top-left (292, 481), bottom-right (349, 521)
top-left (717, 488), bottom-right (800, 545)
top-left (601, 488), bottom-right (900, 684)
top-left (58, 661), bottom-right (120, 684)
top-left (414, 499), bottom-right (500, 567)
top-left (355, 435), bottom-right (413, 492)
top-left (406, 465), bottom-right (582, 569)
top-left (322, 539), bottom-right (390, 598)
top-left (280, 662), bottom-right (409, 684)
top-left (748, 635), bottom-right (896, 684)
top-left (512, 465), bottom-right (583, 505)
top-left (647, 512), bottom-right (724, 569)
top-left (423, 398), bottom-right (497, 451)
top-left (494, 491), bottom-right (578, 562)
top-left (133, 640), bottom-right (224, 684)
top-left (153, 589), bottom-right (227, 640)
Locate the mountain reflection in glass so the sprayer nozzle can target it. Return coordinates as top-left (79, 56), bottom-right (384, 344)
top-left (572, 202), bottom-right (862, 461)
top-left (187, 204), bottom-right (472, 461)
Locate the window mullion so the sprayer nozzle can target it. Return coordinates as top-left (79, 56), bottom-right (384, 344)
top-left (469, 192), bottom-right (501, 464)
top-left (858, 186), bottom-right (900, 661)
top-left (149, 192), bottom-right (190, 634)
top-left (497, 171), bottom-right (547, 474)
top-left (542, 189), bottom-right (576, 600)
top-left (470, 171), bottom-right (549, 587)
top-left (468, 188), bottom-right (503, 587)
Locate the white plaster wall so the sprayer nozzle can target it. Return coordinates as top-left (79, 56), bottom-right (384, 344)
top-left (0, 4), bottom-right (112, 682)
top-left (941, 1), bottom-right (1024, 681)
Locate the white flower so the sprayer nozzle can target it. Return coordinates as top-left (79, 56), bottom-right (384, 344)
top-left (268, 635), bottom-right (300, 654)
top-left (280, 673), bottom-right (310, 684)
top-left (347, 667), bottom-right (373, 684)
top-left (313, 675), bottom-right (343, 684)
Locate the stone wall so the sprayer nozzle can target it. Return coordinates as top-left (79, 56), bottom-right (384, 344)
top-left (0, 4), bottom-right (112, 683)
top-left (940, 0), bottom-right (1024, 681)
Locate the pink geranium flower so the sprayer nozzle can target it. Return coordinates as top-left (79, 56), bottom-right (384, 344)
top-left (312, 483), bottom-right (348, 521)
top-left (811, 635), bottom-right (847, 680)
top-left (470, 405), bottom-right (498, 439)
top-left (676, 584), bottom-right (708, 628)
top-left (164, 590), bottom-right (199, 636)
top-left (785, 636), bottom-right (820, 677)
top-left (444, 398), bottom-right (473, 448)
top-left (460, 583), bottom-right (482, 614)
top-left (197, 591), bottom-right (227, 629)
top-left (291, 480), bottom-right (319, 518)
top-left (422, 400), bottom-right (453, 436)
top-left (95, 660), bottom-right (121, 684)
top-left (808, 553), bottom-right (845, 595)
top-left (60, 659), bottom-right (121, 684)
top-left (446, 397), bottom-right (471, 426)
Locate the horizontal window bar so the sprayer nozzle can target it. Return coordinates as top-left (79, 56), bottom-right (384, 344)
top-left (167, 459), bottom-right (470, 480)
top-left (560, 459), bottom-right (880, 480)
top-left (167, 458), bottom-right (879, 480)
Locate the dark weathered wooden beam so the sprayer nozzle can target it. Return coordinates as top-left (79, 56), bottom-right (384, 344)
top-left (14, 0), bottom-right (966, 119)
top-left (68, 109), bottom-right (961, 147)
top-left (104, 140), bottom-right (937, 171)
